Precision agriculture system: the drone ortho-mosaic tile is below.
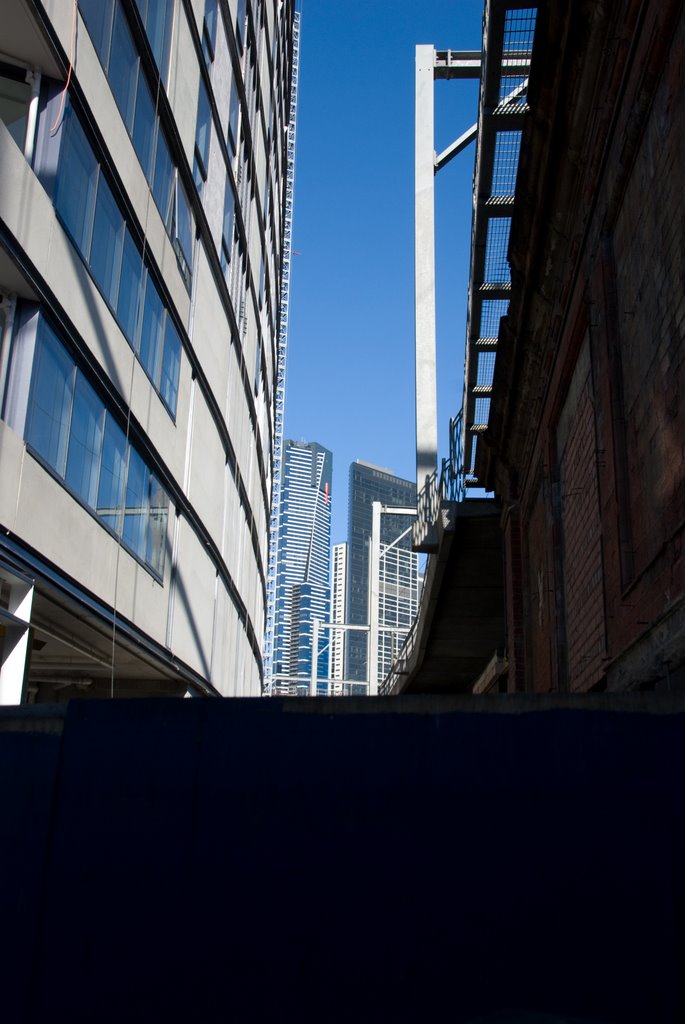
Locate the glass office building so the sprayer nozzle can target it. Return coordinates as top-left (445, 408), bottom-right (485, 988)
top-left (346, 461), bottom-right (417, 684)
top-left (273, 440), bottom-right (332, 695)
top-left (0, 0), bottom-right (295, 700)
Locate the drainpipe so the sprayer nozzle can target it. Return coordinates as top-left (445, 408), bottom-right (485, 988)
top-left (0, 293), bottom-right (17, 416)
top-left (23, 69), bottom-right (41, 165)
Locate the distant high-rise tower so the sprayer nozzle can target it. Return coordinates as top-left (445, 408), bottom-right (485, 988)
top-left (346, 461), bottom-right (418, 684)
top-left (273, 441), bottom-right (332, 694)
top-left (330, 543), bottom-right (348, 683)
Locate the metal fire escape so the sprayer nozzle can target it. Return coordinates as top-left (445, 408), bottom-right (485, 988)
top-left (263, 8), bottom-right (300, 695)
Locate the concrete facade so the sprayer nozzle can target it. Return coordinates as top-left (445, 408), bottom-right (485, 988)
top-left (0, 0), bottom-right (295, 699)
top-left (478, 0), bottom-right (685, 694)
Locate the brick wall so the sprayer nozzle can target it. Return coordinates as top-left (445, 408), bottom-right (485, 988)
top-left (491, 0), bottom-right (685, 693)
top-left (555, 336), bottom-right (606, 691)
top-left (522, 465), bottom-right (557, 691)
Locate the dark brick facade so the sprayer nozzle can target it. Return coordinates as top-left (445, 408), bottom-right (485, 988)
top-left (481, 0), bottom-right (685, 692)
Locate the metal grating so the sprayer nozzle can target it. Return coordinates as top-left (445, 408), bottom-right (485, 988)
top-left (503, 7), bottom-right (537, 53)
top-left (479, 298), bottom-right (509, 337)
top-left (474, 397), bottom-right (491, 425)
top-left (477, 350), bottom-right (497, 387)
top-left (461, 3), bottom-right (537, 484)
top-left (491, 130), bottom-right (522, 195)
top-left (483, 217), bottom-right (512, 283)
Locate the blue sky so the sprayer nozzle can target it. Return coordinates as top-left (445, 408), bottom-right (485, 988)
top-left (284, 0), bottom-right (484, 544)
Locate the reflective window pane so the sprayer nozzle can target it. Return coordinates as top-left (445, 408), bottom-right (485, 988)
top-left (139, 273), bottom-right (164, 385)
top-left (144, 0), bottom-right (173, 80)
top-left (152, 125), bottom-right (174, 227)
top-left (203, 0), bottom-right (218, 63)
top-left (193, 79), bottom-right (211, 186)
top-left (109, 3), bottom-right (138, 131)
top-left (26, 321), bottom-right (74, 476)
top-left (132, 71), bottom-right (155, 179)
top-left (147, 474), bottom-right (169, 575)
top-left (54, 106), bottom-right (98, 257)
top-left (65, 372), bottom-right (104, 508)
top-left (222, 182), bottom-right (235, 250)
top-left (79, 0), bottom-right (115, 67)
top-left (117, 228), bottom-right (143, 345)
top-left (97, 413), bottom-right (127, 534)
top-left (236, 0), bottom-right (246, 50)
top-left (228, 81), bottom-right (239, 157)
top-left (90, 174), bottom-right (125, 307)
top-left (175, 178), bottom-right (193, 271)
top-left (160, 317), bottom-right (181, 413)
top-left (123, 446), bottom-right (149, 559)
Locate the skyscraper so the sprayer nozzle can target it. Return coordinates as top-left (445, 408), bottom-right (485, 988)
top-left (346, 461), bottom-right (418, 685)
top-left (273, 440), bottom-right (332, 694)
top-left (0, 0), bottom-right (295, 701)
top-left (330, 542), bottom-right (347, 684)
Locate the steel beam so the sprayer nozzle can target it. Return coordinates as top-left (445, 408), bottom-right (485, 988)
top-left (367, 501), bottom-right (382, 696)
top-left (414, 45), bottom-right (438, 503)
top-left (435, 122), bottom-right (478, 172)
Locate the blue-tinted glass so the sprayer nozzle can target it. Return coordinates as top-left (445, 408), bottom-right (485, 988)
top-left (175, 180), bottom-right (193, 269)
top-left (236, 0), bottom-right (246, 49)
top-left (160, 317), bottom-right (181, 413)
top-left (147, 474), bottom-right (169, 574)
top-left (65, 372), bottom-right (104, 507)
top-left (203, 0), bottom-right (218, 62)
top-left (79, 0), bottom-right (115, 66)
top-left (222, 182), bottom-right (235, 247)
top-left (152, 125), bottom-right (174, 226)
top-left (90, 174), bottom-right (124, 307)
top-left (194, 79), bottom-right (211, 183)
top-left (97, 413), bottom-right (127, 533)
top-left (132, 71), bottom-right (156, 179)
top-left (116, 228), bottom-right (143, 344)
top-left (109, 4), bottom-right (138, 131)
top-left (54, 106), bottom-right (98, 257)
top-left (26, 321), bottom-right (74, 475)
top-left (228, 80), bottom-right (239, 156)
top-left (123, 446), bottom-right (149, 559)
top-left (139, 272), bottom-right (164, 385)
top-left (145, 0), bottom-right (173, 79)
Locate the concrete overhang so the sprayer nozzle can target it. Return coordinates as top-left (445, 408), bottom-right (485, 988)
top-left (387, 498), bottom-right (504, 695)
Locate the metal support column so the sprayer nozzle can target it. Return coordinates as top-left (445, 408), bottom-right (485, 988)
top-left (310, 617), bottom-right (319, 696)
top-left (414, 45), bottom-right (438, 507)
top-left (367, 501), bottom-right (382, 696)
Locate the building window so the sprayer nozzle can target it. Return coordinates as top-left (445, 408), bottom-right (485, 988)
top-left (78, 0), bottom-right (192, 284)
top-left (220, 181), bottom-right (235, 272)
top-left (227, 76), bottom-right (239, 157)
top-left (90, 174), bottom-right (125, 308)
top-left (78, 0), bottom-right (115, 65)
top-left (134, 0), bottom-right (174, 81)
top-left (132, 71), bottom-right (156, 179)
top-left (236, 0), bottom-right (247, 52)
top-left (53, 107), bottom-right (98, 257)
top-left (52, 102), bottom-right (181, 416)
top-left (172, 174), bottom-right (193, 288)
top-left (25, 316), bottom-right (169, 576)
top-left (202, 0), bottom-right (218, 65)
top-left (109, 2), bottom-right (138, 131)
top-left (193, 78), bottom-right (211, 190)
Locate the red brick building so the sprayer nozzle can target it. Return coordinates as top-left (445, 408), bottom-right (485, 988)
top-left (481, 0), bottom-right (685, 692)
